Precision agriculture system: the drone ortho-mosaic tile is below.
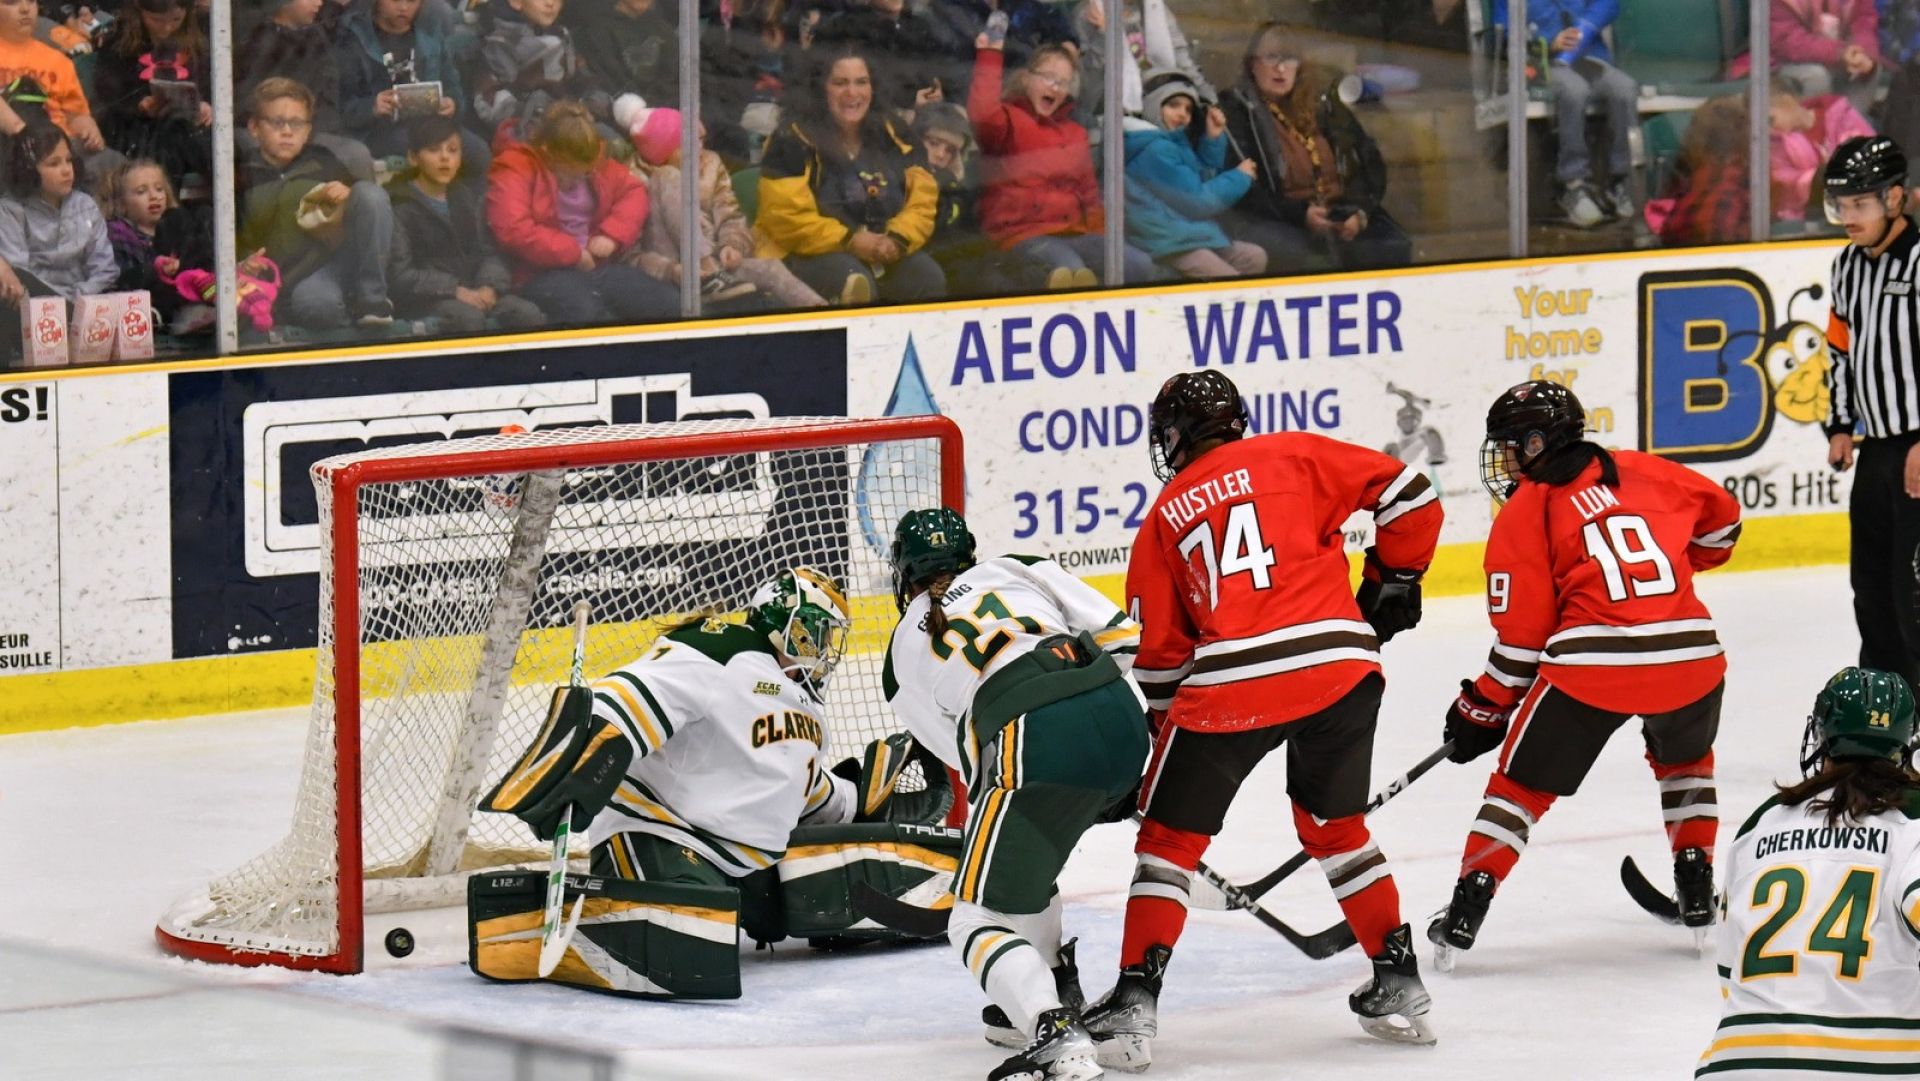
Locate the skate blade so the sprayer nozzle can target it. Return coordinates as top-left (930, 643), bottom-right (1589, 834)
top-left (1055, 1051), bottom-right (1106, 1081)
top-left (985, 1024), bottom-right (1025, 1050)
top-left (1692, 927), bottom-right (1711, 957)
top-left (1432, 943), bottom-right (1456, 974)
top-left (1358, 1009), bottom-right (1438, 1046)
top-left (1092, 1034), bottom-right (1152, 1073)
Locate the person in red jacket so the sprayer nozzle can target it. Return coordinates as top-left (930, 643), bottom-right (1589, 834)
top-left (1083, 370), bottom-right (1444, 1071)
top-left (1429, 381), bottom-right (1742, 967)
top-left (485, 99), bottom-right (678, 325)
top-left (967, 32), bottom-right (1156, 288)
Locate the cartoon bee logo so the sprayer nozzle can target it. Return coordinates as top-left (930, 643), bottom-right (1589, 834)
top-left (1715, 283), bottom-right (1832, 427)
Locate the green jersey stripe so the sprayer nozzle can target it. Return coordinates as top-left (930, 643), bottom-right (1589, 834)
top-left (975, 936), bottom-right (1029, 987)
top-left (593, 690), bottom-right (653, 753)
top-left (611, 670), bottom-right (677, 741)
top-left (1698, 1058), bottom-right (1920, 1076)
top-left (1717, 1013), bottom-right (1920, 1031)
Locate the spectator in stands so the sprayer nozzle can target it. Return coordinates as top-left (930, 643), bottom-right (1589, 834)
top-left (388, 115), bottom-right (544, 333)
top-left (238, 77), bottom-right (397, 329)
top-left (238, 0), bottom-right (343, 133)
top-left (472, 0), bottom-right (609, 143)
top-left (1772, 0), bottom-right (1888, 115)
top-left (48, 3), bottom-right (93, 53)
top-left (912, 100), bottom-right (1027, 295)
top-left (0, 0), bottom-right (106, 158)
top-left (971, 33), bottom-right (1154, 286)
top-left (565, 0), bottom-right (677, 113)
top-left (1771, 77), bottom-right (1876, 221)
top-left (1645, 95), bottom-right (1751, 247)
top-left (487, 99), bottom-right (679, 323)
top-left (616, 95), bottom-right (826, 308)
top-left (812, 0), bottom-right (946, 119)
top-left (0, 121), bottom-right (115, 303)
top-left (338, 0), bottom-right (487, 178)
top-left (1072, 0), bottom-right (1213, 140)
top-left (1124, 68), bottom-right (1265, 280)
top-left (91, 0), bottom-right (212, 190)
top-left (756, 44), bottom-right (944, 303)
top-left (97, 156), bottom-right (191, 325)
top-left (926, 0), bottom-right (1075, 101)
top-left (1219, 23), bottom-right (1410, 269)
top-left (698, 0), bottom-right (797, 165)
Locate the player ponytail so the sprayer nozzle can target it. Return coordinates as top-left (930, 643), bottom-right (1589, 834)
top-left (1527, 441), bottom-right (1619, 490)
top-left (1775, 757), bottom-right (1920, 826)
top-left (921, 572), bottom-right (955, 641)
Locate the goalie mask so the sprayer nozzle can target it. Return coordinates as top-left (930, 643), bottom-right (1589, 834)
top-left (1800, 666), bottom-right (1919, 775)
top-left (1480, 380), bottom-right (1587, 503)
top-left (748, 568), bottom-right (852, 690)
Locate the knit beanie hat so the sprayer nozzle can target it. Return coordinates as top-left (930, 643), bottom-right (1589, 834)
top-left (913, 101), bottom-right (972, 150)
top-left (611, 94), bottom-right (684, 166)
top-left (1140, 67), bottom-right (1202, 125)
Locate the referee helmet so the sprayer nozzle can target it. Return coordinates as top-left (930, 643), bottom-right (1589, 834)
top-left (1823, 135), bottom-right (1906, 225)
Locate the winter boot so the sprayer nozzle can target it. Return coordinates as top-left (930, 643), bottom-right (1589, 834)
top-left (988, 1007), bottom-right (1104, 1081)
top-left (984, 938), bottom-right (1085, 1048)
top-left (1082, 945), bottom-right (1169, 1073)
top-left (1349, 924), bottom-right (1438, 1045)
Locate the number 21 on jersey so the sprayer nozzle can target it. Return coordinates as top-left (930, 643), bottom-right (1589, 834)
top-left (1177, 502), bottom-right (1275, 609)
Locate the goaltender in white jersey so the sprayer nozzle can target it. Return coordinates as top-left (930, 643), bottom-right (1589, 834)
top-left (1701, 666), bottom-right (1920, 1079)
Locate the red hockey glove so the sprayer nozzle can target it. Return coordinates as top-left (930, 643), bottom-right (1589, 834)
top-left (1444, 680), bottom-right (1512, 764)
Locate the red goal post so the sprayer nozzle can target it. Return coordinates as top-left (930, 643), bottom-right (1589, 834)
top-left (156, 415), bottom-right (964, 974)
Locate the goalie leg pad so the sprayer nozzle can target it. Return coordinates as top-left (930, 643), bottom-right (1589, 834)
top-left (468, 868), bottom-right (741, 999)
top-left (779, 821), bottom-right (964, 941)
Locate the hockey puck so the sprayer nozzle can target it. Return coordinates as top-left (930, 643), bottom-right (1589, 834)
top-left (384, 927), bottom-right (415, 958)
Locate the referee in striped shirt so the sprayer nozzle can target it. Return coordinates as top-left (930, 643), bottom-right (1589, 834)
top-left (1823, 135), bottom-right (1920, 692)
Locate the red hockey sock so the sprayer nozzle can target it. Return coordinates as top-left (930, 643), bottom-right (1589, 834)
top-left (1121, 818), bottom-right (1211, 968)
top-left (1292, 803), bottom-right (1401, 958)
top-left (1460, 773), bottom-right (1557, 884)
top-left (1649, 751), bottom-right (1718, 857)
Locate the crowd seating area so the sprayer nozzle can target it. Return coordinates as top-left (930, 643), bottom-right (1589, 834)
top-left (0, 0), bottom-right (1901, 365)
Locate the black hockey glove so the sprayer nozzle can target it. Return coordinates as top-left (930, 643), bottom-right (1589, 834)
top-left (480, 686), bottom-right (633, 842)
top-left (1355, 548), bottom-right (1423, 644)
top-left (1444, 679), bottom-right (1513, 764)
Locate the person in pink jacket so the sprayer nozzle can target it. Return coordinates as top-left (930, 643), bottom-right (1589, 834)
top-left (1770, 79), bottom-right (1877, 221)
top-left (967, 34), bottom-right (1156, 287)
top-left (485, 99), bottom-right (679, 324)
top-left (1770, 0), bottom-right (1890, 115)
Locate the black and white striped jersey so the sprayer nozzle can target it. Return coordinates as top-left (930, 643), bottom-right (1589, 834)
top-left (1827, 219), bottom-right (1920, 439)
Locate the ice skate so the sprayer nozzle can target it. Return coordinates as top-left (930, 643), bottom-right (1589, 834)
top-left (988, 1007), bottom-right (1104, 1081)
top-left (1674, 847), bottom-right (1716, 952)
top-left (1426, 870), bottom-right (1495, 973)
top-left (984, 939), bottom-right (1085, 1048)
top-left (1082, 945), bottom-right (1168, 1072)
top-left (1350, 924), bottom-right (1438, 1045)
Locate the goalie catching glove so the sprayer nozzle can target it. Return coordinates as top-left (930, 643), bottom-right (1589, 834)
top-left (1444, 680), bottom-right (1513, 764)
top-left (480, 686), bottom-right (633, 841)
top-left (830, 732), bottom-right (954, 826)
top-left (1355, 547), bottom-right (1423, 644)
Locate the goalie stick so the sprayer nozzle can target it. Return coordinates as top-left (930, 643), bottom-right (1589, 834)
top-left (536, 600), bottom-right (592, 979)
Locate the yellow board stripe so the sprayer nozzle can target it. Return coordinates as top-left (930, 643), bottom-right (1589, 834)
top-left (1707, 1033), bottom-right (1920, 1054)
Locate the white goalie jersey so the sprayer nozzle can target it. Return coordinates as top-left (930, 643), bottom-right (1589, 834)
top-left (1701, 794), bottom-right (1920, 1078)
top-left (883, 555), bottom-right (1140, 781)
top-left (584, 619), bottom-right (856, 875)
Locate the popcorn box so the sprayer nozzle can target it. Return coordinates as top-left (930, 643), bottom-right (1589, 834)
top-left (19, 295), bottom-right (67, 367)
top-left (111, 290), bottom-right (155, 361)
top-left (68, 293), bottom-right (118, 365)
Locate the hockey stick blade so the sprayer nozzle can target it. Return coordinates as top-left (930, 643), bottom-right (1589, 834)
top-left (1190, 859), bottom-right (1358, 958)
top-left (536, 809), bottom-right (577, 977)
top-left (1619, 856), bottom-right (1685, 925)
top-left (538, 890), bottom-right (585, 977)
top-left (852, 882), bottom-right (953, 937)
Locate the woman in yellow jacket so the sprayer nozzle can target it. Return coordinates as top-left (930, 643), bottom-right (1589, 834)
top-left (756, 43), bottom-right (945, 305)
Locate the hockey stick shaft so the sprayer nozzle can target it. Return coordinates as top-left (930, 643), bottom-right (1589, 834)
top-left (537, 601), bottom-right (594, 977)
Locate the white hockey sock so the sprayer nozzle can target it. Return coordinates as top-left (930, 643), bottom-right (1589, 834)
top-left (999, 891), bottom-right (1064, 968)
top-left (952, 899), bottom-right (1063, 1038)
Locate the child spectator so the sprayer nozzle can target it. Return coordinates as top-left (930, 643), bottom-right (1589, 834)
top-left (1489, 0), bottom-right (1637, 227)
top-left (338, 0), bottom-right (488, 175)
top-left (756, 44), bottom-right (944, 304)
top-left (238, 0), bottom-right (344, 134)
top-left (48, 3), bottom-right (92, 53)
top-left (90, 0), bottom-right (212, 190)
top-left (1770, 77), bottom-right (1876, 220)
top-left (486, 98), bottom-right (678, 324)
top-left (926, 0), bottom-right (1076, 101)
top-left (1771, 0), bottom-right (1888, 115)
top-left (1123, 68), bottom-right (1265, 280)
top-left (1645, 95), bottom-right (1752, 247)
top-left (0, 0), bottom-right (105, 157)
top-left (388, 115), bottom-right (544, 333)
top-left (911, 100), bottom-right (1008, 295)
top-left (565, 0), bottom-right (677, 113)
top-left (238, 77), bottom-right (397, 329)
top-left (616, 96), bottom-right (825, 308)
top-left (0, 121), bottom-right (115, 303)
top-left (1072, 0), bottom-right (1213, 135)
top-left (97, 155), bottom-right (194, 325)
top-left (968, 36), bottom-right (1155, 286)
top-left (472, 0), bottom-right (608, 142)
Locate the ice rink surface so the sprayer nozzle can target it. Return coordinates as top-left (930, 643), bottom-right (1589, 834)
top-left (0, 564), bottom-right (1856, 1080)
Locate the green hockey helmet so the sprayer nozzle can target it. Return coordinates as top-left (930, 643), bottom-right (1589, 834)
top-left (1801, 666), bottom-right (1919, 773)
top-left (747, 567), bottom-right (852, 690)
top-left (889, 508), bottom-right (976, 611)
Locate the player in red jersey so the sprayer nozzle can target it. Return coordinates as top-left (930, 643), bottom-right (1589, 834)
top-left (1428, 380), bottom-right (1742, 966)
top-left (1083, 370), bottom-right (1446, 1068)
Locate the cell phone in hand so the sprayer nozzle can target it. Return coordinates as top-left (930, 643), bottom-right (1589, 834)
top-left (1326, 204), bottom-right (1358, 223)
top-left (985, 11), bottom-right (1009, 47)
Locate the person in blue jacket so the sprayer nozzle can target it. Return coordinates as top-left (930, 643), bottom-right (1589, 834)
top-left (336, 0), bottom-right (489, 178)
top-left (1123, 68), bottom-right (1267, 280)
top-left (1492, 0), bottom-right (1639, 228)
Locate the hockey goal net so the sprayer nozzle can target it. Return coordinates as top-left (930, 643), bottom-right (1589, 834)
top-left (156, 415), bottom-right (963, 973)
